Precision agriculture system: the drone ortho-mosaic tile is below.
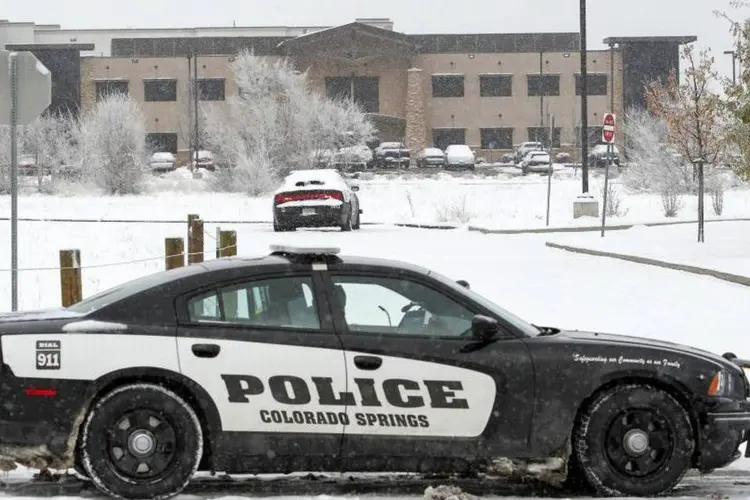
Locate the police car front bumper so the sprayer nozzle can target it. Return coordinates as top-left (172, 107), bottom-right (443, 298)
top-left (697, 399), bottom-right (750, 470)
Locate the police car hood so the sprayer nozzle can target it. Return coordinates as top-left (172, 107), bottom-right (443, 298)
top-left (0, 308), bottom-right (84, 323)
top-left (561, 329), bottom-right (736, 367)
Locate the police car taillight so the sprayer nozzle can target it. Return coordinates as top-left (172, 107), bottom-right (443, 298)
top-left (25, 388), bottom-right (57, 397)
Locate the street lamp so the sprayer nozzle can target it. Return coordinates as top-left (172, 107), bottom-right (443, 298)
top-left (724, 50), bottom-right (737, 84)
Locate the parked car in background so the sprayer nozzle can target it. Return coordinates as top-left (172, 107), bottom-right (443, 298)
top-left (416, 147), bottom-right (446, 168)
top-left (331, 145), bottom-right (374, 171)
top-left (191, 150), bottom-right (215, 171)
top-left (514, 141), bottom-right (544, 163)
top-left (521, 151), bottom-right (552, 174)
top-left (445, 144), bottom-right (475, 170)
top-left (374, 142), bottom-right (410, 168)
top-left (149, 152), bottom-right (177, 173)
top-left (589, 144), bottom-right (620, 168)
top-left (273, 169), bottom-right (361, 232)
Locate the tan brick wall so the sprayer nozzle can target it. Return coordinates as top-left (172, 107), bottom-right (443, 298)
top-left (404, 68), bottom-right (427, 151)
top-left (80, 55), bottom-right (254, 152)
top-left (80, 47), bottom-right (626, 155)
top-left (417, 49), bottom-right (622, 149)
top-left (294, 54), bottom-right (410, 119)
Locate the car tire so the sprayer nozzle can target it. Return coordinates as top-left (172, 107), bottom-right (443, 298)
top-left (353, 207), bottom-right (361, 230)
top-left (572, 383), bottom-right (693, 497)
top-left (341, 206), bottom-right (353, 232)
top-left (79, 383), bottom-right (203, 500)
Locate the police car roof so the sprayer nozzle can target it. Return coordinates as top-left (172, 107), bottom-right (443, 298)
top-left (197, 246), bottom-right (430, 275)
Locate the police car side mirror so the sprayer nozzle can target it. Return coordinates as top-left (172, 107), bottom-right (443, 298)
top-left (471, 314), bottom-right (499, 341)
top-left (350, 184), bottom-right (360, 192)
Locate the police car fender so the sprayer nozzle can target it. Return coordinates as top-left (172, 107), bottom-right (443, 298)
top-left (1, 333), bottom-right (180, 380)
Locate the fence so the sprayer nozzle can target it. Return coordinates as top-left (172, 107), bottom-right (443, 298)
top-left (51, 214), bottom-right (238, 307)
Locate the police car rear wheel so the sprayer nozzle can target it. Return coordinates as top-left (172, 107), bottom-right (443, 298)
top-left (572, 384), bottom-right (693, 497)
top-left (80, 383), bottom-right (203, 500)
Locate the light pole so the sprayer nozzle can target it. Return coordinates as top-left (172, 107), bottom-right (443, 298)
top-left (579, 0), bottom-right (589, 193)
top-left (724, 50), bottom-right (737, 84)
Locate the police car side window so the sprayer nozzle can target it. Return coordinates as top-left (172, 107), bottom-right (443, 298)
top-left (331, 276), bottom-right (474, 337)
top-left (187, 276), bottom-right (320, 330)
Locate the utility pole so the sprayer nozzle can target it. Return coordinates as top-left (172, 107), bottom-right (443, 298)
top-left (539, 51), bottom-right (545, 146)
top-left (579, 0), bottom-right (589, 193)
top-left (186, 53), bottom-right (193, 166)
top-left (724, 50), bottom-right (737, 85)
top-left (193, 51), bottom-right (200, 171)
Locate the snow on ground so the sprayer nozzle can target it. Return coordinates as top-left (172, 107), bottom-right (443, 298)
top-left (548, 221), bottom-right (750, 278)
top-left (9, 168), bottom-right (750, 230)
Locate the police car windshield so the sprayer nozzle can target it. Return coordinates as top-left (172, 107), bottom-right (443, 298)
top-left (430, 271), bottom-right (539, 337)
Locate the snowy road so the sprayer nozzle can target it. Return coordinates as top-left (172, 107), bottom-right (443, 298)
top-left (1, 469), bottom-right (749, 499)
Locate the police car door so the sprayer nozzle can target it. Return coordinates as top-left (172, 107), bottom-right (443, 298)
top-left (322, 271), bottom-right (535, 464)
top-left (175, 272), bottom-right (347, 462)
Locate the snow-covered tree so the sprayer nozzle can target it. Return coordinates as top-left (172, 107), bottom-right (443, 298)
top-left (76, 93), bottom-right (148, 194)
top-left (203, 51), bottom-right (375, 194)
top-left (21, 114), bottom-right (76, 189)
top-left (716, 1), bottom-right (750, 179)
top-left (645, 44), bottom-right (727, 239)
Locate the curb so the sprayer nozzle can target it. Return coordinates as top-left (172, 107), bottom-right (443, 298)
top-left (469, 217), bottom-right (750, 235)
top-left (393, 223), bottom-right (458, 230)
top-left (544, 241), bottom-right (750, 288)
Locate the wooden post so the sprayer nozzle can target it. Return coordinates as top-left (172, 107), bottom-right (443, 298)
top-left (219, 230), bottom-right (237, 258)
top-left (187, 214), bottom-right (203, 264)
top-left (219, 230), bottom-right (238, 319)
top-left (59, 249), bottom-right (82, 307)
top-left (165, 238), bottom-right (185, 270)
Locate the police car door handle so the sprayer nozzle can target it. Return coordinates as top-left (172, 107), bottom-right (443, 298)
top-left (192, 343), bottom-right (221, 358)
top-left (353, 355), bottom-right (382, 370)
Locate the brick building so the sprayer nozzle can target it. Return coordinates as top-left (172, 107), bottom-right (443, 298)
top-left (2, 18), bottom-right (696, 160)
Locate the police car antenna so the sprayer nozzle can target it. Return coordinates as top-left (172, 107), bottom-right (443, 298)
top-left (269, 244), bottom-right (341, 256)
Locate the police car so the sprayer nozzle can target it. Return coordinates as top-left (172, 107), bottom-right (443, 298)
top-left (0, 245), bottom-right (748, 500)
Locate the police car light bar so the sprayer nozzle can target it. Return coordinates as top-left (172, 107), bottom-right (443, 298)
top-left (269, 244), bottom-right (341, 256)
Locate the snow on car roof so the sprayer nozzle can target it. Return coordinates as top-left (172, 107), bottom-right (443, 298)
top-left (277, 169), bottom-right (349, 193)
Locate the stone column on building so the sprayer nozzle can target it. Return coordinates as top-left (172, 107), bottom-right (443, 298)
top-left (80, 59), bottom-right (96, 116)
top-left (405, 68), bottom-right (427, 152)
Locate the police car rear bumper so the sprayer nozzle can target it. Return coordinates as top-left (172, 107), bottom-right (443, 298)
top-left (275, 205), bottom-right (345, 227)
top-left (0, 419), bottom-right (72, 455)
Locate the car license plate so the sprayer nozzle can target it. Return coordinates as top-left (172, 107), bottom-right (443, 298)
top-left (302, 208), bottom-right (316, 216)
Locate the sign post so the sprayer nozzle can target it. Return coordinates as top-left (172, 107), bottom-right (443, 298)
top-left (1, 50), bottom-right (52, 310)
top-left (600, 113), bottom-right (616, 237)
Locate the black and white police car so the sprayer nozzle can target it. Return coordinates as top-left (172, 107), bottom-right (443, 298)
top-left (0, 245), bottom-right (748, 500)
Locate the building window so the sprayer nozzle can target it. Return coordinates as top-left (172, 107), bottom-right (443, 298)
top-left (479, 75), bottom-right (512, 97)
top-left (575, 74), bottom-right (608, 96)
top-left (432, 128), bottom-right (466, 150)
top-left (198, 78), bottom-right (225, 101)
top-left (144, 79), bottom-right (177, 102)
top-left (526, 75), bottom-right (560, 96)
top-left (432, 75), bottom-right (465, 98)
top-left (527, 127), bottom-right (562, 148)
top-left (324, 76), bottom-right (380, 113)
top-left (95, 80), bottom-right (129, 102)
top-left (480, 128), bottom-right (514, 149)
top-left (146, 133), bottom-right (178, 154)
top-left (575, 126), bottom-right (604, 147)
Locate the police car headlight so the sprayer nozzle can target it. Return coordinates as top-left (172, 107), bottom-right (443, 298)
top-left (708, 370), bottom-right (733, 397)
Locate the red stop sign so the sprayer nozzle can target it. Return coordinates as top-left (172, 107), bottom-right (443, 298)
top-left (602, 113), bottom-right (616, 143)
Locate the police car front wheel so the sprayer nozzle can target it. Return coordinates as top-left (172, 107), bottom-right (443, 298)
top-left (79, 383), bottom-right (203, 500)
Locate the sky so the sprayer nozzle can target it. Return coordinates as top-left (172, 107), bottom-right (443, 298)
top-left (3, 0), bottom-right (743, 82)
